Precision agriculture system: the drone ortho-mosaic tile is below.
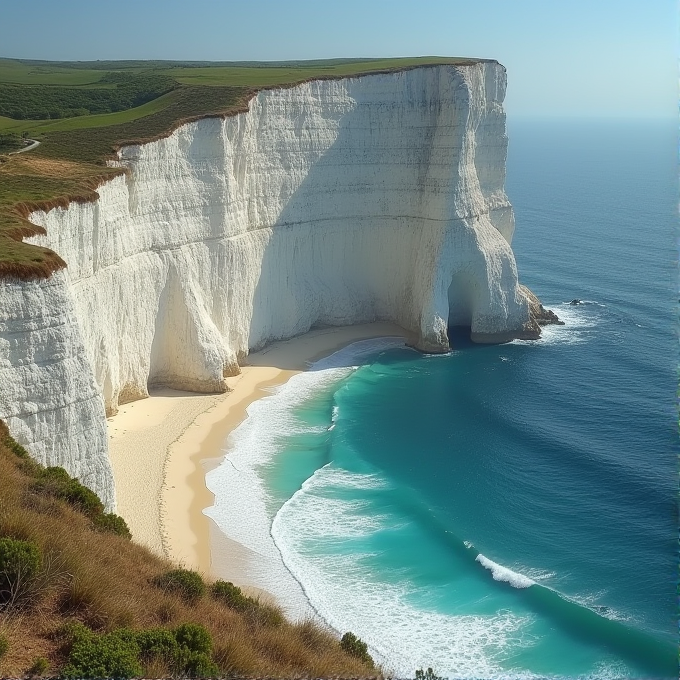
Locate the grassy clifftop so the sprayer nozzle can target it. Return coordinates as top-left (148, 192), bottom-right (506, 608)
top-left (0, 420), bottom-right (377, 677)
top-left (0, 56), bottom-right (484, 280)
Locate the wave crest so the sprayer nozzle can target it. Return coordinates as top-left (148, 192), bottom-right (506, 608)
top-left (475, 554), bottom-right (535, 589)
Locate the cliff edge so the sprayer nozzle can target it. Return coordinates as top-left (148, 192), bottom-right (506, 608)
top-left (0, 63), bottom-right (551, 506)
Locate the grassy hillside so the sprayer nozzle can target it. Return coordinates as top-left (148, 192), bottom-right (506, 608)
top-left (0, 56), bottom-right (483, 279)
top-left (0, 420), bottom-right (377, 678)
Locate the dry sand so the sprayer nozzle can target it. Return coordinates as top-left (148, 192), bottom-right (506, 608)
top-left (107, 323), bottom-right (409, 590)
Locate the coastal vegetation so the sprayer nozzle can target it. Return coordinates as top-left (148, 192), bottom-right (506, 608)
top-left (0, 73), bottom-right (177, 121)
top-left (340, 631), bottom-right (374, 667)
top-left (0, 56), bottom-right (477, 279)
top-left (0, 420), bottom-right (376, 677)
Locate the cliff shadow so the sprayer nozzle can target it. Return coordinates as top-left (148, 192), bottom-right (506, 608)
top-left (245, 70), bottom-right (459, 367)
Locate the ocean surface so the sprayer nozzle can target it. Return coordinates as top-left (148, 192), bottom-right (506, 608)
top-left (205, 118), bottom-right (678, 679)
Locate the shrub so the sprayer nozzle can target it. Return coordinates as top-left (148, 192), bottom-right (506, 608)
top-left (60, 626), bottom-right (142, 679)
top-left (174, 648), bottom-right (218, 677)
top-left (3, 435), bottom-right (30, 459)
top-left (137, 627), bottom-right (178, 661)
top-left (340, 631), bottom-right (374, 667)
top-left (152, 569), bottom-right (205, 603)
top-left (34, 467), bottom-right (104, 517)
top-left (174, 622), bottom-right (212, 655)
top-left (0, 536), bottom-right (41, 604)
top-left (56, 620), bottom-right (90, 645)
top-left (211, 580), bottom-right (253, 611)
top-left (210, 581), bottom-right (283, 626)
top-left (0, 633), bottom-right (8, 657)
top-left (29, 657), bottom-right (49, 675)
top-left (0, 133), bottom-right (23, 152)
top-left (92, 512), bottom-right (132, 539)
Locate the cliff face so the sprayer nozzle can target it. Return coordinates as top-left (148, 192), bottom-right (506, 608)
top-left (0, 63), bottom-right (537, 505)
top-left (0, 273), bottom-right (113, 508)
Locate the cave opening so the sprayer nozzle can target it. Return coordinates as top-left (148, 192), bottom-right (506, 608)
top-left (447, 272), bottom-right (475, 346)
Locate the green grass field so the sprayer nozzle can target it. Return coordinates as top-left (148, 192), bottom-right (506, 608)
top-left (0, 56), bottom-right (482, 279)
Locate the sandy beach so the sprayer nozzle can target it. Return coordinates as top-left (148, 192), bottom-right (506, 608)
top-left (107, 322), bottom-right (409, 590)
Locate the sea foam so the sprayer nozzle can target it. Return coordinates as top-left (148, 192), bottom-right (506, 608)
top-left (203, 337), bottom-right (406, 619)
top-left (205, 336), bottom-right (536, 676)
top-left (272, 463), bottom-right (532, 678)
top-left (512, 301), bottom-right (600, 346)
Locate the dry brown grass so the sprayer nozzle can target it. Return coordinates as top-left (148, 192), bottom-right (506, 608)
top-left (0, 421), bottom-right (377, 678)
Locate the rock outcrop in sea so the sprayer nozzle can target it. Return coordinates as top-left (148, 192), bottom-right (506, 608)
top-left (0, 63), bottom-right (556, 506)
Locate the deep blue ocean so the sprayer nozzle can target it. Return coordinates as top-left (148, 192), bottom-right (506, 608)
top-left (209, 118), bottom-right (678, 678)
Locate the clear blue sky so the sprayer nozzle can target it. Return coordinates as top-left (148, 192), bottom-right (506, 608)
top-left (2, 0), bottom-right (676, 118)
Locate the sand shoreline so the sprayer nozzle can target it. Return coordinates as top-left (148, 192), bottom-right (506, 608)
top-left (107, 322), bottom-right (409, 595)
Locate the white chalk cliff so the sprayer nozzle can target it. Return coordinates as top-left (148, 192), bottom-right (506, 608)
top-left (0, 62), bottom-right (542, 506)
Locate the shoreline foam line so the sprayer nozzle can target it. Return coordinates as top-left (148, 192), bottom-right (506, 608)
top-left (203, 333), bottom-right (408, 618)
top-left (106, 323), bottom-right (409, 587)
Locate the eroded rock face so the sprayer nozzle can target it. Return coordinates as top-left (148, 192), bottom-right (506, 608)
top-left (0, 63), bottom-right (545, 503)
top-left (520, 285), bottom-right (564, 328)
top-left (0, 273), bottom-right (114, 508)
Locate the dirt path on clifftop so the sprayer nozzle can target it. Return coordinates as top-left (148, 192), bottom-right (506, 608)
top-left (8, 139), bottom-right (40, 155)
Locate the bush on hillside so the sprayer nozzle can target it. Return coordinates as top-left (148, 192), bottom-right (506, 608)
top-left (0, 536), bottom-right (41, 605)
top-left (210, 580), bottom-right (283, 626)
top-left (210, 579), bottom-right (253, 611)
top-left (0, 133), bottom-right (23, 152)
top-left (174, 622), bottom-right (212, 655)
top-left (340, 631), bottom-right (374, 667)
top-left (0, 633), bottom-right (8, 657)
top-left (59, 622), bottom-right (217, 678)
top-left (92, 512), bottom-right (132, 539)
top-left (2, 434), bottom-right (30, 459)
top-left (60, 625), bottom-right (142, 679)
top-left (174, 647), bottom-right (218, 677)
top-left (152, 569), bottom-right (205, 603)
top-left (173, 623), bottom-right (217, 676)
top-left (34, 467), bottom-right (104, 517)
top-left (136, 627), bottom-right (178, 661)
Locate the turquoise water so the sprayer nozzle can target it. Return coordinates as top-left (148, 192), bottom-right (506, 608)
top-left (210, 119), bottom-right (678, 678)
